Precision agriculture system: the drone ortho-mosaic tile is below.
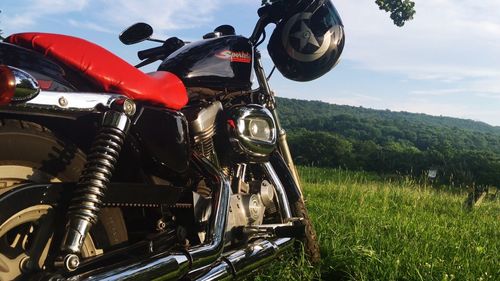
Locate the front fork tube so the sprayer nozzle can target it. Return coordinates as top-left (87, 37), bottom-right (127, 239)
top-left (254, 52), bottom-right (303, 197)
top-left (58, 108), bottom-right (133, 271)
top-left (275, 127), bottom-right (303, 197)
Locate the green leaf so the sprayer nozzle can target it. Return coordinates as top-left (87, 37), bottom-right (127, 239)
top-left (375, 0), bottom-right (416, 27)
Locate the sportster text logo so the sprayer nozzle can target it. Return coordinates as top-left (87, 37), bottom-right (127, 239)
top-left (216, 50), bottom-right (252, 63)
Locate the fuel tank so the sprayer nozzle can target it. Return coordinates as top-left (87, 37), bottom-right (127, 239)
top-left (159, 35), bottom-right (253, 90)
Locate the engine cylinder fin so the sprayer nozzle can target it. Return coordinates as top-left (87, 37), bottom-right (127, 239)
top-left (193, 124), bottom-right (216, 159)
top-left (188, 101), bottom-right (222, 162)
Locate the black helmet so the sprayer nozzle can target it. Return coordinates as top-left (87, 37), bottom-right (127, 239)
top-left (268, 0), bottom-right (345, 82)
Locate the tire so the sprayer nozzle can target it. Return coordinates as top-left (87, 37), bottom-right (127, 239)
top-left (0, 119), bottom-right (127, 279)
top-left (270, 153), bottom-right (321, 264)
top-left (291, 197), bottom-right (321, 264)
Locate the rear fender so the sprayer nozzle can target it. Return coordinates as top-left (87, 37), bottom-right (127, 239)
top-left (0, 110), bottom-right (100, 152)
top-left (0, 87), bottom-right (135, 151)
top-left (0, 41), bottom-right (91, 92)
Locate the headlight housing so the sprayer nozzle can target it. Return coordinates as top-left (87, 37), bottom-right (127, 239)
top-left (228, 105), bottom-right (277, 160)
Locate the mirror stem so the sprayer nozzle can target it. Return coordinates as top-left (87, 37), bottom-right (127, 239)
top-left (147, 38), bottom-right (166, 43)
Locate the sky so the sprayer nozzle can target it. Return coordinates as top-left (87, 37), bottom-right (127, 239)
top-left (1, 0), bottom-right (500, 126)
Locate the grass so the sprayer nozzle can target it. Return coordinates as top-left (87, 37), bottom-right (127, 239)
top-left (255, 167), bottom-right (500, 281)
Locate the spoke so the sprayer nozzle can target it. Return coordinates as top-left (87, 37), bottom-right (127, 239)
top-left (0, 165), bottom-right (67, 280)
top-left (27, 211), bottom-right (56, 270)
top-left (0, 252), bottom-right (25, 281)
top-left (0, 253), bottom-right (9, 272)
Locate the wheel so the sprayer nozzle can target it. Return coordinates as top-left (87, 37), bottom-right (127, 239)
top-left (0, 119), bottom-right (127, 280)
top-left (290, 198), bottom-right (321, 264)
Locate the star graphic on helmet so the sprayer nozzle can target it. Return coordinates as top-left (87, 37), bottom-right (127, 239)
top-left (291, 21), bottom-right (320, 51)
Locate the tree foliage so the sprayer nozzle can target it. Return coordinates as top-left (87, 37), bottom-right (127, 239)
top-left (261, 0), bottom-right (415, 27)
top-left (375, 0), bottom-right (415, 27)
top-left (279, 98), bottom-right (500, 188)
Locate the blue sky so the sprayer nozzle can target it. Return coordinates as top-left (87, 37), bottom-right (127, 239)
top-left (2, 0), bottom-right (500, 125)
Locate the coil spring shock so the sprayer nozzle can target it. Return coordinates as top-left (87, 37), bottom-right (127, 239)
top-left (69, 126), bottom-right (125, 222)
top-left (59, 110), bottom-right (131, 270)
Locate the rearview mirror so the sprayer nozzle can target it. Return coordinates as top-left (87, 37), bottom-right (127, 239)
top-left (119, 23), bottom-right (154, 45)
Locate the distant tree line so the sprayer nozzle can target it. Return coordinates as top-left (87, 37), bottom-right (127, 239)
top-left (278, 98), bottom-right (500, 188)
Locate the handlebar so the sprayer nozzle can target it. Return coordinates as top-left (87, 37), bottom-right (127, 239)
top-left (250, 0), bottom-right (296, 44)
top-left (138, 46), bottom-right (167, 60)
top-left (137, 37), bottom-right (185, 61)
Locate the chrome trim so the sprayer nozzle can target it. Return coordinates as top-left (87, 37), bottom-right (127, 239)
top-left (66, 155), bottom-right (231, 281)
top-left (244, 221), bottom-right (293, 230)
top-left (190, 101), bottom-right (222, 137)
top-left (20, 90), bottom-right (130, 112)
top-left (7, 66), bottom-right (41, 102)
top-left (229, 105), bottom-right (277, 159)
top-left (192, 238), bottom-right (294, 281)
top-left (102, 110), bottom-right (132, 132)
top-left (74, 253), bottom-right (191, 281)
top-left (189, 156), bottom-right (231, 269)
top-left (62, 160), bottom-right (294, 280)
top-left (262, 162), bottom-right (293, 220)
top-left (276, 128), bottom-right (303, 198)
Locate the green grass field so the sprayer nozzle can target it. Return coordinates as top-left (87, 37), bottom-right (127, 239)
top-left (256, 167), bottom-right (500, 281)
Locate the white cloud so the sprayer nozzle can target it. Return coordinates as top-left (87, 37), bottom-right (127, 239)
top-left (410, 88), bottom-right (467, 96)
top-left (1, 0), bottom-right (255, 34)
top-left (2, 0), bottom-right (499, 125)
top-left (326, 93), bottom-right (383, 107)
top-left (67, 19), bottom-right (114, 34)
top-left (335, 0), bottom-right (500, 83)
top-left (2, 0), bottom-right (90, 31)
top-left (320, 0), bottom-right (500, 125)
top-left (4, 15), bottom-right (35, 28)
top-left (467, 79), bottom-right (500, 95)
top-left (384, 99), bottom-right (500, 125)
top-left (95, 0), bottom-right (220, 33)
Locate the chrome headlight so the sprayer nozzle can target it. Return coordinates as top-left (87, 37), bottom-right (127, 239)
top-left (228, 105), bottom-right (277, 159)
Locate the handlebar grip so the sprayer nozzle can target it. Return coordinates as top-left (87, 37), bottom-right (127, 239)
top-left (137, 46), bottom-right (166, 60)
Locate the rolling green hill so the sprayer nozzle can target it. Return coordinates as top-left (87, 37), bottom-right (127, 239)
top-left (276, 98), bottom-right (500, 187)
top-left (277, 98), bottom-right (500, 136)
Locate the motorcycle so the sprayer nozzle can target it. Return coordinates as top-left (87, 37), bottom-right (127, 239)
top-left (0, 0), bottom-right (344, 280)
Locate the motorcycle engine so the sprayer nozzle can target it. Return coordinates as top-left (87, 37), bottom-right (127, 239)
top-left (184, 101), bottom-right (222, 162)
top-left (227, 179), bottom-right (276, 228)
top-left (183, 102), bottom-right (280, 245)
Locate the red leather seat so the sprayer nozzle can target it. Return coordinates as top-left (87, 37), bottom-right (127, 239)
top-left (7, 33), bottom-right (188, 110)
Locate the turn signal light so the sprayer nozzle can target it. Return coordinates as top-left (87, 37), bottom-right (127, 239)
top-left (0, 65), bottom-right (16, 105)
top-left (0, 65), bottom-right (40, 104)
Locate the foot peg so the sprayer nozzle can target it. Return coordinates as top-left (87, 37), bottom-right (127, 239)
top-left (234, 221), bottom-right (306, 240)
top-left (274, 224), bottom-right (305, 238)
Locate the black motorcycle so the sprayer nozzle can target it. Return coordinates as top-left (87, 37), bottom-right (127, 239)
top-left (0, 0), bottom-right (344, 279)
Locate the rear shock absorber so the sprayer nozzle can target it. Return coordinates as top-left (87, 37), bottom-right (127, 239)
top-left (58, 104), bottom-right (134, 271)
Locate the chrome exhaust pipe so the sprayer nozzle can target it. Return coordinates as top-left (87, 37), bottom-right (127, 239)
top-left (189, 238), bottom-right (294, 281)
top-left (65, 157), bottom-right (230, 281)
top-left (68, 253), bottom-right (191, 281)
top-left (62, 157), bottom-right (294, 280)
